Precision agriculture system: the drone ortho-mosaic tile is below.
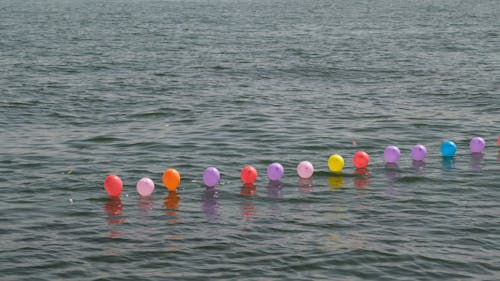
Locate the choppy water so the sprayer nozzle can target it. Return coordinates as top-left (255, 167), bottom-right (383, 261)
top-left (1, 0), bottom-right (500, 280)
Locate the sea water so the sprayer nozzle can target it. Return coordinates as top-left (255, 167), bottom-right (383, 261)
top-left (1, 0), bottom-right (500, 280)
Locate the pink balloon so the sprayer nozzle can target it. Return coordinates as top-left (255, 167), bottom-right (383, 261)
top-left (136, 177), bottom-right (155, 196)
top-left (297, 161), bottom-right (314, 178)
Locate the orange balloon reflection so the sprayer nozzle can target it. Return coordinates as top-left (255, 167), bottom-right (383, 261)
top-left (354, 168), bottom-right (370, 189)
top-left (164, 191), bottom-right (180, 221)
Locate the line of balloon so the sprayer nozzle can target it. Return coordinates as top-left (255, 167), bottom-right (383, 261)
top-left (103, 136), bottom-right (500, 197)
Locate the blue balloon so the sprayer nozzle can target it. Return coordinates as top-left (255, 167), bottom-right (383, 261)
top-left (441, 141), bottom-right (457, 157)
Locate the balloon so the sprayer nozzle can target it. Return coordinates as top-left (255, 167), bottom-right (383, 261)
top-left (203, 167), bottom-right (220, 187)
top-left (104, 175), bottom-right (123, 197)
top-left (136, 177), bottom-right (154, 196)
top-left (240, 165), bottom-right (258, 184)
top-left (328, 154), bottom-right (344, 173)
top-left (441, 141), bottom-right (457, 157)
top-left (469, 137), bottom-right (485, 153)
top-left (296, 161), bottom-right (314, 178)
top-left (411, 144), bottom-right (427, 161)
top-left (353, 151), bottom-right (370, 168)
top-left (162, 168), bottom-right (181, 191)
top-left (384, 146), bottom-right (400, 163)
top-left (267, 162), bottom-right (284, 181)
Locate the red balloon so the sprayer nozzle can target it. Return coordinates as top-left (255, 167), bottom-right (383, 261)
top-left (240, 165), bottom-right (258, 184)
top-left (353, 151), bottom-right (370, 169)
top-left (104, 175), bottom-right (123, 197)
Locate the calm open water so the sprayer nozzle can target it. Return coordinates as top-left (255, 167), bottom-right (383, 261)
top-left (1, 0), bottom-right (500, 280)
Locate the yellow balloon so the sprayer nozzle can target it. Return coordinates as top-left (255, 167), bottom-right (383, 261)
top-left (328, 154), bottom-right (344, 173)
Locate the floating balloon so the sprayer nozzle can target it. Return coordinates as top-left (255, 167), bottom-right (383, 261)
top-left (441, 141), bottom-right (457, 157)
top-left (353, 151), bottom-right (370, 169)
top-left (411, 144), bottom-right (427, 161)
top-left (469, 137), bottom-right (486, 153)
top-left (136, 177), bottom-right (155, 196)
top-left (328, 154), bottom-right (344, 173)
top-left (162, 168), bottom-right (181, 191)
top-left (240, 165), bottom-right (258, 184)
top-left (267, 162), bottom-right (284, 181)
top-left (296, 161), bottom-right (314, 178)
top-left (203, 167), bottom-right (220, 187)
top-left (104, 175), bottom-right (123, 197)
top-left (384, 146), bottom-right (400, 163)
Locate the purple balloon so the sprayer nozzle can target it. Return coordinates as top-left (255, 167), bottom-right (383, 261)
top-left (384, 146), bottom-right (401, 163)
top-left (203, 167), bottom-right (220, 187)
top-left (469, 137), bottom-right (486, 153)
top-left (411, 144), bottom-right (427, 161)
top-left (267, 162), bottom-right (284, 181)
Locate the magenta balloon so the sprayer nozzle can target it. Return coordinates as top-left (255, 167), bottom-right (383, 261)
top-left (469, 137), bottom-right (486, 153)
top-left (411, 144), bottom-right (427, 161)
top-left (136, 177), bottom-right (155, 196)
top-left (384, 146), bottom-right (401, 163)
top-left (267, 162), bottom-right (285, 181)
top-left (203, 167), bottom-right (220, 187)
top-left (297, 161), bottom-right (314, 178)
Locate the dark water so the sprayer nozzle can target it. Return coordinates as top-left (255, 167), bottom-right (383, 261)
top-left (1, 0), bottom-right (500, 280)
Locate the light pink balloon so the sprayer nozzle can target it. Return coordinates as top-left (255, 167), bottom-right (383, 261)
top-left (297, 161), bottom-right (314, 178)
top-left (136, 177), bottom-right (155, 196)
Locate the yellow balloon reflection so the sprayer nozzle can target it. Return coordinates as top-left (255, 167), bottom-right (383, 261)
top-left (328, 176), bottom-right (344, 191)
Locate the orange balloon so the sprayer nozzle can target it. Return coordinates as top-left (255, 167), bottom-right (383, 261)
top-left (104, 175), bottom-right (123, 197)
top-left (162, 168), bottom-right (181, 191)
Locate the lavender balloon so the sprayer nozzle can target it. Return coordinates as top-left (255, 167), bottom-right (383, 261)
top-left (203, 167), bottom-right (220, 187)
top-left (469, 137), bottom-right (486, 153)
top-left (411, 144), bottom-right (427, 161)
top-left (384, 146), bottom-right (401, 163)
top-left (267, 162), bottom-right (285, 181)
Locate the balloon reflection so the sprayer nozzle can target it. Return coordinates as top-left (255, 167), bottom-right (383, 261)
top-left (164, 191), bottom-right (180, 223)
top-left (202, 188), bottom-right (220, 222)
top-left (384, 163), bottom-right (400, 196)
top-left (240, 184), bottom-right (257, 219)
top-left (137, 195), bottom-right (154, 217)
top-left (411, 160), bottom-right (426, 176)
top-left (104, 197), bottom-right (124, 237)
top-left (298, 178), bottom-right (313, 193)
top-left (328, 176), bottom-right (344, 191)
top-left (267, 181), bottom-right (282, 217)
top-left (441, 156), bottom-right (455, 170)
top-left (470, 153), bottom-right (484, 171)
top-left (498, 149), bottom-right (500, 161)
top-left (354, 168), bottom-right (370, 189)
top-left (267, 181), bottom-right (282, 198)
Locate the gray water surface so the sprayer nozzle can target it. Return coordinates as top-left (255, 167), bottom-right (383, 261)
top-left (1, 0), bottom-right (500, 280)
